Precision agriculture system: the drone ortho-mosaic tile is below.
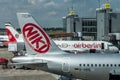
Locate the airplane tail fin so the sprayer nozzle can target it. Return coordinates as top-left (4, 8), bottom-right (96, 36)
top-left (5, 22), bottom-right (17, 42)
top-left (17, 13), bottom-right (64, 55)
top-left (5, 22), bottom-right (23, 42)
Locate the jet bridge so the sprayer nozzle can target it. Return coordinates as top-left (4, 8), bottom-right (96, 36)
top-left (108, 33), bottom-right (120, 50)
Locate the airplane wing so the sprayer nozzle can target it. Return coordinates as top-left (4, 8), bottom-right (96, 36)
top-left (10, 61), bottom-right (47, 65)
top-left (9, 62), bottom-right (47, 70)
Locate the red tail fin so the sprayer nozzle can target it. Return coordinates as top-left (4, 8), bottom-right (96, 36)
top-left (6, 28), bottom-right (17, 42)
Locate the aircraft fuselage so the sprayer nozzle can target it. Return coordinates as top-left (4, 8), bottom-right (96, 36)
top-left (12, 53), bottom-right (120, 80)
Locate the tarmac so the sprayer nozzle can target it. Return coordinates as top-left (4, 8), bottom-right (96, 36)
top-left (0, 69), bottom-right (58, 80)
top-left (0, 48), bottom-right (58, 80)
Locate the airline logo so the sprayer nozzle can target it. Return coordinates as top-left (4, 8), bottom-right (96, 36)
top-left (57, 43), bottom-right (68, 48)
top-left (22, 23), bottom-right (50, 54)
top-left (58, 43), bottom-right (101, 49)
top-left (74, 43), bottom-right (101, 49)
top-left (6, 28), bottom-right (17, 42)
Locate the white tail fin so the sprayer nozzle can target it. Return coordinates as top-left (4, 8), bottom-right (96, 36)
top-left (5, 22), bottom-right (23, 42)
top-left (17, 13), bottom-right (63, 55)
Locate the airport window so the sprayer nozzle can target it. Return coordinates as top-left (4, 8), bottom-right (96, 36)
top-left (74, 68), bottom-right (79, 70)
top-left (93, 21), bottom-right (97, 26)
top-left (82, 20), bottom-right (96, 26)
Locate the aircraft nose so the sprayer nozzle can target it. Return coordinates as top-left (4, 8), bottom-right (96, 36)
top-left (110, 46), bottom-right (119, 52)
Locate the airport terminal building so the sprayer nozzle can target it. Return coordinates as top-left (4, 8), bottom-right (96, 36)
top-left (63, 3), bottom-right (120, 41)
top-left (0, 3), bottom-right (119, 46)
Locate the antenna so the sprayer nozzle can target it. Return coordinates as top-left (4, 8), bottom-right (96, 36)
top-left (98, 0), bottom-right (101, 8)
top-left (107, 0), bottom-right (110, 3)
top-left (71, 5), bottom-right (73, 10)
top-left (69, 5), bottom-right (75, 15)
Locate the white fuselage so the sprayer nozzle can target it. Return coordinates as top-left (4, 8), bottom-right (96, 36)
top-left (0, 35), bottom-right (8, 42)
top-left (0, 35), bottom-right (9, 46)
top-left (8, 40), bottom-right (119, 53)
top-left (12, 53), bottom-right (120, 80)
top-left (54, 40), bottom-right (119, 53)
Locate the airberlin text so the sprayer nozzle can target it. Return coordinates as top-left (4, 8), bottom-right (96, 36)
top-left (74, 43), bottom-right (101, 49)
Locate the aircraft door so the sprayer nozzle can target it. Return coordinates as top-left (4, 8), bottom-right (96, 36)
top-left (62, 57), bottom-right (70, 72)
top-left (101, 43), bottom-right (105, 49)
